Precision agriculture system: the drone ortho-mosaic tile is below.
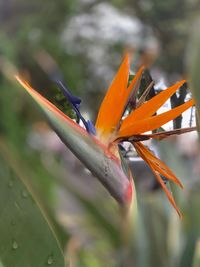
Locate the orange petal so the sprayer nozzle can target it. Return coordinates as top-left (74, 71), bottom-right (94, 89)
top-left (134, 142), bottom-right (182, 217)
top-left (134, 142), bottom-right (183, 188)
top-left (118, 99), bottom-right (195, 137)
top-left (122, 80), bottom-right (185, 125)
top-left (150, 165), bottom-right (182, 218)
top-left (95, 53), bottom-right (144, 139)
top-left (15, 75), bottom-right (87, 134)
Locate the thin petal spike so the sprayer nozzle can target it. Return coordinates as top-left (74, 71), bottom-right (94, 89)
top-left (126, 66), bottom-right (145, 103)
top-left (135, 142), bottom-right (178, 178)
top-left (134, 142), bottom-right (183, 188)
top-left (136, 81), bottom-right (154, 108)
top-left (122, 80), bottom-right (186, 125)
top-left (119, 99), bottom-right (195, 137)
top-left (139, 126), bottom-right (197, 140)
top-left (134, 142), bottom-right (182, 217)
top-left (151, 168), bottom-right (182, 218)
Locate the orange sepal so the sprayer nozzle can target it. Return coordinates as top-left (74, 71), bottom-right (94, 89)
top-left (134, 142), bottom-right (183, 188)
top-left (95, 54), bottom-right (129, 137)
top-left (118, 99), bottom-right (195, 137)
top-left (151, 165), bottom-right (182, 218)
top-left (134, 142), bottom-right (182, 217)
top-left (95, 54), bottom-right (144, 139)
top-left (122, 80), bottom-right (186, 126)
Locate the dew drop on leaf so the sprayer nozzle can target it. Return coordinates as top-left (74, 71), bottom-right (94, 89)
top-left (8, 179), bottom-right (14, 188)
top-left (47, 254), bottom-right (54, 265)
top-left (12, 240), bottom-right (18, 250)
top-left (11, 220), bottom-right (16, 226)
top-left (21, 190), bottom-right (28, 198)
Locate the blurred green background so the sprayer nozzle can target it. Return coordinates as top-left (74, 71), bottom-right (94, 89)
top-left (0, 0), bottom-right (200, 266)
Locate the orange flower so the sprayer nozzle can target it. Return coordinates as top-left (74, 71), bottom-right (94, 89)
top-left (16, 54), bottom-right (196, 217)
top-left (95, 54), bottom-right (195, 217)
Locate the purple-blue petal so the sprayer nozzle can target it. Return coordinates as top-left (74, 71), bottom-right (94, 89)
top-left (56, 81), bottom-right (81, 105)
top-left (87, 120), bottom-right (96, 135)
top-left (55, 80), bottom-right (96, 136)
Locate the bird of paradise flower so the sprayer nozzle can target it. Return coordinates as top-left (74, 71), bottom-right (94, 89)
top-left (15, 54), bottom-right (196, 217)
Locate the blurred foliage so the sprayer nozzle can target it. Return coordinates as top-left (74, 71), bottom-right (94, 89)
top-left (0, 0), bottom-right (200, 266)
top-left (187, 18), bottom-right (200, 133)
top-left (0, 142), bottom-right (66, 267)
top-left (126, 0), bottom-right (200, 76)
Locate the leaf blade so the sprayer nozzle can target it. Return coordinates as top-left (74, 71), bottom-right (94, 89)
top-left (0, 143), bottom-right (65, 267)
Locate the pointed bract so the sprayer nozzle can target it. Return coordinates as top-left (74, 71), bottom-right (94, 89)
top-left (15, 76), bottom-right (84, 133)
top-left (15, 76), bottom-right (132, 206)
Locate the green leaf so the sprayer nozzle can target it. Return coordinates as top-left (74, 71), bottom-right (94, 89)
top-left (0, 146), bottom-right (66, 267)
top-left (192, 240), bottom-right (200, 267)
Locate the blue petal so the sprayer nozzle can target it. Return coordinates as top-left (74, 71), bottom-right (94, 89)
top-left (56, 81), bottom-right (81, 106)
top-left (55, 80), bottom-right (96, 136)
top-left (87, 120), bottom-right (96, 135)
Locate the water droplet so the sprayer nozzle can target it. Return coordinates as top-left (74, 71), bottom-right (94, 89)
top-left (0, 244), bottom-right (5, 252)
top-left (11, 220), bottom-right (16, 226)
top-left (47, 254), bottom-right (54, 265)
top-left (14, 202), bottom-right (22, 210)
top-left (21, 190), bottom-right (28, 198)
top-left (12, 240), bottom-right (18, 250)
top-left (8, 179), bottom-right (14, 188)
